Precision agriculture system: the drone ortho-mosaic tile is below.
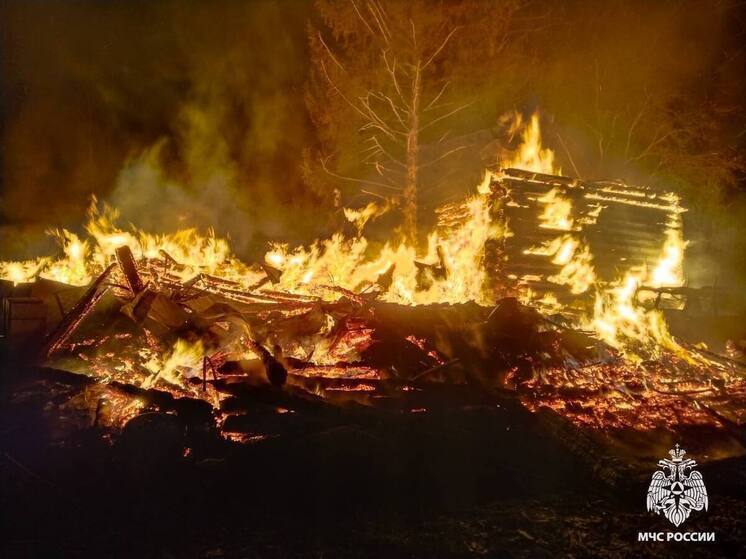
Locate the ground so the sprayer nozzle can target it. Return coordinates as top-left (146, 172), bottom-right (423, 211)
top-left (1, 363), bottom-right (744, 559)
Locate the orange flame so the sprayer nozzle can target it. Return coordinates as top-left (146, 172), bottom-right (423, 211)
top-left (501, 111), bottom-right (561, 175)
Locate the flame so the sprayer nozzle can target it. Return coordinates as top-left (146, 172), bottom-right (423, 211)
top-left (0, 259), bottom-right (49, 285)
top-left (523, 235), bottom-right (596, 295)
top-left (265, 192), bottom-right (499, 305)
top-left (581, 194), bottom-right (690, 361)
top-left (585, 268), bottom-right (681, 360)
top-left (651, 223), bottom-right (687, 288)
top-left (0, 173), bottom-right (498, 308)
top-left (584, 242), bottom-right (688, 361)
top-left (142, 338), bottom-right (205, 389)
top-left (549, 242), bottom-right (596, 295)
top-left (0, 230), bottom-right (91, 286)
top-left (519, 289), bottom-right (563, 314)
top-left (42, 231), bottom-right (92, 285)
top-left (477, 170), bottom-right (493, 195)
top-left (343, 201), bottom-right (389, 234)
top-left (0, 112), bottom-right (696, 370)
top-left (0, 200), bottom-right (258, 288)
top-left (501, 111), bottom-right (561, 175)
top-left (537, 188), bottom-right (576, 231)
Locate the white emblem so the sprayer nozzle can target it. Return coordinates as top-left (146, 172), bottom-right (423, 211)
top-left (646, 444), bottom-right (708, 527)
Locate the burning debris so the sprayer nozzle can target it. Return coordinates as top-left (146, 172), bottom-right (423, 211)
top-left (1, 115), bottom-right (744, 447)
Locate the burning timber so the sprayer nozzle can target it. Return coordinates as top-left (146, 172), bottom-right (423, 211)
top-left (0, 140), bottom-right (745, 454)
top-left (1, 232), bottom-right (744, 441)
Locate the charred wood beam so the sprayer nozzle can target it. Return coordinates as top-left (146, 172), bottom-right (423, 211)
top-left (260, 263), bottom-right (282, 284)
top-left (115, 246), bottom-right (145, 294)
top-left (502, 167), bottom-right (574, 183)
top-left (411, 358), bottom-right (460, 381)
top-left (158, 249), bottom-right (179, 266)
top-left (40, 264), bottom-right (116, 360)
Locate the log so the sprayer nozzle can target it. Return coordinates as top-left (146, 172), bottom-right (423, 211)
top-left (115, 246), bottom-right (145, 294)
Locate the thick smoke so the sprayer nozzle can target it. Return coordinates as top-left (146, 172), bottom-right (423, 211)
top-left (1, 0), bottom-right (321, 260)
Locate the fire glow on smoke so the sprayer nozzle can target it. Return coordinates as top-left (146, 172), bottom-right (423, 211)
top-left (0, 111), bottom-right (707, 408)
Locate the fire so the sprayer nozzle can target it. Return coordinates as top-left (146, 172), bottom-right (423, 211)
top-left (499, 113), bottom-right (691, 361)
top-left (0, 259), bottom-right (49, 286)
top-left (537, 188), bottom-right (576, 231)
top-left (3, 106), bottom-right (737, 438)
top-left (343, 201), bottom-right (389, 234)
top-left (501, 111), bottom-right (561, 175)
top-left (42, 231), bottom-right (91, 285)
top-left (582, 194), bottom-right (690, 361)
top-left (519, 289), bottom-right (563, 314)
top-left (651, 222), bottom-right (687, 288)
top-left (142, 338), bottom-right (206, 389)
top-left (549, 242), bottom-right (596, 295)
top-left (1, 200), bottom-right (257, 288)
top-left (523, 235), bottom-right (596, 295)
top-left (0, 108), bottom-right (702, 379)
top-left (551, 236), bottom-right (578, 265)
top-left (265, 192), bottom-right (499, 305)
top-left (584, 271), bottom-right (684, 362)
top-left (1, 177), bottom-right (498, 307)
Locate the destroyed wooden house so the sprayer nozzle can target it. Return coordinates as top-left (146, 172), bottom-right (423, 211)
top-left (0, 164), bottom-right (744, 450)
top-left (434, 167), bottom-right (686, 309)
top-left (498, 168), bottom-right (683, 296)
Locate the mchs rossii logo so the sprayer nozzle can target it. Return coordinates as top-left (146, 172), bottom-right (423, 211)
top-left (646, 444), bottom-right (708, 526)
top-left (638, 444), bottom-right (714, 543)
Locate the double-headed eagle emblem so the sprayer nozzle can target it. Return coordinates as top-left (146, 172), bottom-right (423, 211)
top-left (646, 444), bottom-right (708, 527)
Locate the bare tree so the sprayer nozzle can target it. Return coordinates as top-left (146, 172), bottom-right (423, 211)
top-left (308, 0), bottom-right (519, 242)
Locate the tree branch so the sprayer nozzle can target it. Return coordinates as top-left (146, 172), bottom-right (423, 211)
top-left (624, 93), bottom-right (650, 159)
top-left (418, 145), bottom-right (468, 168)
top-left (320, 59), bottom-right (370, 121)
top-left (359, 93), bottom-right (408, 137)
top-left (423, 27), bottom-right (459, 69)
top-left (627, 129), bottom-right (678, 163)
top-left (366, 0), bottom-right (390, 43)
top-left (364, 136), bottom-right (406, 167)
top-left (317, 31), bottom-right (344, 71)
top-left (555, 132), bottom-right (581, 178)
top-left (418, 102), bottom-right (471, 132)
top-left (350, 0), bottom-right (375, 35)
top-left (369, 90), bottom-right (408, 123)
top-left (424, 80), bottom-right (450, 111)
top-left (320, 156), bottom-right (403, 191)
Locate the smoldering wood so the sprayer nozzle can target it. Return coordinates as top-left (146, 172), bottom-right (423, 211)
top-left (246, 338), bottom-right (288, 387)
top-left (115, 245), bottom-right (145, 294)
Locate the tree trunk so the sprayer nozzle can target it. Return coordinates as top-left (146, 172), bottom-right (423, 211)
top-left (402, 63), bottom-right (421, 244)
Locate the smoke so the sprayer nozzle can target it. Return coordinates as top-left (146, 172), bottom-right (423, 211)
top-left (1, 0), bottom-right (744, 284)
top-left (1, 0), bottom-right (321, 259)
